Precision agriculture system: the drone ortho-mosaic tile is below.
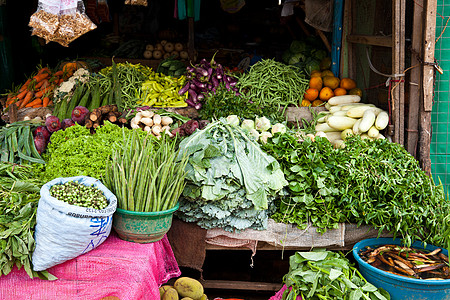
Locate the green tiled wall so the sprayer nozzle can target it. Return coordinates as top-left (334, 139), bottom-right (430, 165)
top-left (432, 2), bottom-right (450, 193)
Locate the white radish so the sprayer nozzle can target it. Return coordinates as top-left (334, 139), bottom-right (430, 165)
top-left (140, 117), bottom-right (153, 127)
top-left (315, 123), bottom-right (338, 133)
top-left (352, 119), bottom-right (362, 135)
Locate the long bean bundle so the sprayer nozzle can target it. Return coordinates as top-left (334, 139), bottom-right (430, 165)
top-left (237, 59), bottom-right (309, 108)
top-left (104, 132), bottom-right (188, 212)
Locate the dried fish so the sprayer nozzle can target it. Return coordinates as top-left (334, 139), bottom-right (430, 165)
top-left (359, 244), bottom-right (450, 280)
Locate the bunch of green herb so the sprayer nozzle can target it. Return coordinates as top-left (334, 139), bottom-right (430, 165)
top-left (283, 250), bottom-right (390, 300)
top-left (199, 85), bottom-right (285, 123)
top-left (43, 122), bottom-right (148, 181)
top-left (104, 132), bottom-right (187, 212)
top-left (263, 133), bottom-right (346, 233)
top-left (262, 133), bottom-right (450, 249)
top-left (0, 162), bottom-right (56, 280)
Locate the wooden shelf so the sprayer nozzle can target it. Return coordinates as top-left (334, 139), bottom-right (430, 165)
top-left (347, 34), bottom-right (392, 47)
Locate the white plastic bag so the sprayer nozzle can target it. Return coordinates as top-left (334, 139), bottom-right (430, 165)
top-left (29, 0), bottom-right (61, 42)
top-left (32, 176), bottom-right (117, 271)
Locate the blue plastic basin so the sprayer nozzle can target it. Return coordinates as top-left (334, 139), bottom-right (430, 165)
top-left (353, 238), bottom-right (450, 300)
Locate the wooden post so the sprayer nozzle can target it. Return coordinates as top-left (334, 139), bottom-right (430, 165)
top-left (392, 0), bottom-right (406, 145)
top-left (406, 1), bottom-right (424, 158)
top-left (420, 0), bottom-right (437, 175)
top-left (188, 17), bottom-right (195, 62)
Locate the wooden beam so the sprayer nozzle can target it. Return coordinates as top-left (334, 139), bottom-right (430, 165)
top-left (406, 1), bottom-right (424, 158)
top-left (347, 34), bottom-right (392, 47)
top-left (420, 0), bottom-right (437, 175)
top-left (392, 0), bottom-right (406, 145)
top-left (202, 280), bottom-right (281, 291)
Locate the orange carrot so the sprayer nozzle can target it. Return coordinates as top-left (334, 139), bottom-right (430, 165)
top-left (32, 104), bottom-right (43, 108)
top-left (19, 91), bottom-right (34, 109)
top-left (25, 98), bottom-right (42, 107)
top-left (53, 70), bottom-right (64, 77)
top-left (47, 100), bottom-right (53, 106)
top-left (37, 67), bottom-right (50, 75)
top-left (34, 86), bottom-right (52, 98)
top-left (57, 78), bottom-right (64, 85)
top-left (14, 99), bottom-right (23, 108)
top-left (19, 79), bottom-right (32, 92)
top-left (42, 97), bottom-right (50, 107)
top-left (35, 79), bottom-right (47, 89)
top-left (6, 97), bottom-right (17, 105)
top-left (33, 73), bottom-right (49, 83)
top-left (16, 89), bottom-right (28, 100)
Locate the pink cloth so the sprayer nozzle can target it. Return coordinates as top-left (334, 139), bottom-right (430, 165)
top-left (269, 285), bottom-right (302, 300)
top-left (0, 232), bottom-right (181, 300)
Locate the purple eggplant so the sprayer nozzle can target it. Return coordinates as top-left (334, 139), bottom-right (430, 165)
top-left (207, 67), bottom-right (213, 80)
top-left (197, 94), bottom-right (205, 102)
top-left (185, 98), bottom-right (197, 108)
top-left (178, 82), bottom-right (190, 95)
top-left (188, 89), bottom-right (198, 102)
top-left (193, 78), bottom-right (206, 89)
top-left (212, 77), bottom-right (219, 88)
top-left (196, 67), bottom-right (208, 77)
top-left (187, 66), bottom-right (195, 73)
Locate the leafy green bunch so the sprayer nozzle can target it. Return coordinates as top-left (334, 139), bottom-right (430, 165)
top-left (0, 162), bottom-right (56, 280)
top-left (283, 250), bottom-right (390, 300)
top-left (262, 133), bottom-right (450, 248)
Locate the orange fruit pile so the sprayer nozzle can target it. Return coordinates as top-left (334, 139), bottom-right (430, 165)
top-left (301, 72), bottom-right (361, 107)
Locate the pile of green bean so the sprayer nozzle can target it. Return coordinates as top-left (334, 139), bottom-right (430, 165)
top-left (237, 59), bottom-right (309, 108)
top-left (50, 181), bottom-right (108, 210)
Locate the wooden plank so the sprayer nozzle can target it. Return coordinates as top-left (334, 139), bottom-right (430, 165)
top-left (392, 0), bottom-right (406, 145)
top-left (347, 34), bottom-right (392, 47)
top-left (420, 0), bottom-right (437, 175)
top-left (316, 29), bottom-right (332, 53)
top-left (406, 0), bottom-right (424, 158)
top-left (423, 0), bottom-right (437, 112)
top-left (202, 280), bottom-right (281, 292)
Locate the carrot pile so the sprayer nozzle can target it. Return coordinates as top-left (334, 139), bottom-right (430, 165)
top-left (4, 67), bottom-right (67, 110)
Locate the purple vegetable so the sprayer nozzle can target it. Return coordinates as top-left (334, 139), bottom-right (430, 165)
top-left (34, 132), bottom-right (47, 155)
top-left (194, 102), bottom-right (202, 110)
top-left (71, 106), bottom-right (90, 125)
top-left (187, 66), bottom-right (195, 73)
top-left (225, 80), bottom-right (231, 90)
top-left (178, 82), bottom-right (190, 95)
top-left (196, 67), bottom-right (208, 77)
top-left (190, 83), bottom-right (197, 90)
top-left (188, 89), bottom-right (198, 102)
top-left (33, 126), bottom-right (50, 141)
top-left (185, 98), bottom-right (197, 108)
top-left (45, 116), bottom-right (61, 133)
top-left (207, 67), bottom-right (213, 80)
top-left (193, 78), bottom-right (206, 89)
top-left (229, 81), bottom-right (237, 87)
top-left (183, 120), bottom-right (200, 135)
top-left (197, 94), bottom-right (205, 102)
top-left (198, 119), bottom-right (210, 129)
top-left (212, 77), bottom-right (219, 88)
top-left (61, 118), bottom-right (75, 130)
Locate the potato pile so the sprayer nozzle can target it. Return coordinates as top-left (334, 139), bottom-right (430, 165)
top-left (160, 277), bottom-right (207, 300)
top-left (143, 40), bottom-right (188, 60)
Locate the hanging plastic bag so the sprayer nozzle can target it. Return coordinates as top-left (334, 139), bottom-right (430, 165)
top-left (28, 0), bottom-right (60, 43)
top-left (51, 0), bottom-right (97, 47)
top-left (124, 0), bottom-right (148, 6)
top-left (32, 176), bottom-right (117, 271)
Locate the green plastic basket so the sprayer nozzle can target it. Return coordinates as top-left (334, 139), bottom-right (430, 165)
top-left (112, 203), bottom-right (179, 243)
